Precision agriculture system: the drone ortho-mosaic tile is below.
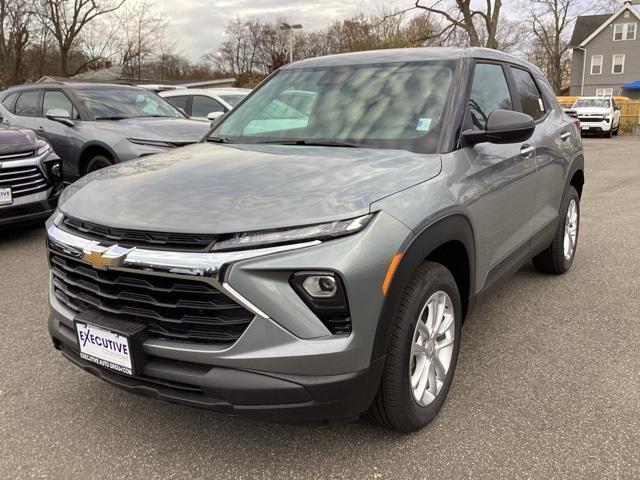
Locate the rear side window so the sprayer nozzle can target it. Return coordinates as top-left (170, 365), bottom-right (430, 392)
top-left (467, 63), bottom-right (513, 130)
top-left (43, 91), bottom-right (79, 119)
top-left (510, 68), bottom-right (546, 120)
top-left (2, 92), bottom-right (19, 110)
top-left (15, 90), bottom-right (42, 117)
top-left (166, 95), bottom-right (190, 112)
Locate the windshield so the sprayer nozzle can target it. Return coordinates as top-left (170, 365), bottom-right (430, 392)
top-left (573, 98), bottom-right (609, 109)
top-left (212, 61), bottom-right (456, 153)
top-left (220, 94), bottom-right (247, 107)
top-left (76, 88), bottom-right (184, 120)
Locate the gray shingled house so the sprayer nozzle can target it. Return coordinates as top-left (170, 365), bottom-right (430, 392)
top-left (569, 0), bottom-right (640, 99)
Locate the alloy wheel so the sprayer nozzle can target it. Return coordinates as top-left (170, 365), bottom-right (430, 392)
top-left (409, 290), bottom-right (455, 406)
top-left (564, 198), bottom-right (578, 260)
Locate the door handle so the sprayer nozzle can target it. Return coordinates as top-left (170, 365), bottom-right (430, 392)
top-left (520, 144), bottom-right (535, 158)
top-left (559, 131), bottom-right (571, 141)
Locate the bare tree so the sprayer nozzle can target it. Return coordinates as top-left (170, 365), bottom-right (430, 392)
top-left (1, 0), bottom-right (32, 85)
top-left (37, 0), bottom-right (125, 75)
top-left (526, 0), bottom-right (612, 94)
top-left (396, 0), bottom-right (504, 49)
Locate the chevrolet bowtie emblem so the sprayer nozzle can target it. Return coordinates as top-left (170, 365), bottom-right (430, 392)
top-left (82, 244), bottom-right (133, 270)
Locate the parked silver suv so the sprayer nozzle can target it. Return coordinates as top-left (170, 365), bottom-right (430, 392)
top-left (46, 48), bottom-right (583, 431)
top-left (0, 83), bottom-right (211, 182)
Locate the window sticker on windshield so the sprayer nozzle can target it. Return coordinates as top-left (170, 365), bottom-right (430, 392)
top-left (416, 118), bottom-right (432, 132)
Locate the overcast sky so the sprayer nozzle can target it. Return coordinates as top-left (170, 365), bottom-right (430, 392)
top-left (153, 0), bottom-right (392, 61)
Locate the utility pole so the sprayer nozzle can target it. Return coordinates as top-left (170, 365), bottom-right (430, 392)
top-left (280, 23), bottom-right (303, 63)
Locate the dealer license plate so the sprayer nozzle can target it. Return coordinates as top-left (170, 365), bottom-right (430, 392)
top-left (75, 322), bottom-right (134, 375)
top-left (0, 187), bottom-right (12, 206)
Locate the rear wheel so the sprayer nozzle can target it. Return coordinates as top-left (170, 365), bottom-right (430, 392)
top-left (368, 262), bottom-right (462, 432)
top-left (84, 154), bottom-right (114, 174)
top-left (533, 186), bottom-right (580, 274)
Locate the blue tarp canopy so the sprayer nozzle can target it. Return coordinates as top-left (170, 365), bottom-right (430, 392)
top-left (622, 80), bottom-right (640, 90)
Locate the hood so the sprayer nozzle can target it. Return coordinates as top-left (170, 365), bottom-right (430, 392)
top-left (0, 127), bottom-right (37, 155)
top-left (93, 117), bottom-right (211, 144)
top-left (60, 143), bottom-right (441, 234)
top-left (572, 107), bottom-right (610, 115)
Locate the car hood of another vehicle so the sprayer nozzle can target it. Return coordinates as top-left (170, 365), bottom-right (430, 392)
top-left (572, 107), bottom-right (611, 115)
top-left (93, 117), bottom-right (211, 143)
top-left (0, 126), bottom-right (37, 155)
top-left (59, 142), bottom-right (442, 234)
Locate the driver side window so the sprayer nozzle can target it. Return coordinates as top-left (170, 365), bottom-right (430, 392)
top-left (43, 91), bottom-right (79, 120)
top-left (467, 63), bottom-right (513, 131)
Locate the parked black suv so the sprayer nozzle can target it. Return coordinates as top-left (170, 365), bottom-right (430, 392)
top-left (0, 126), bottom-right (63, 228)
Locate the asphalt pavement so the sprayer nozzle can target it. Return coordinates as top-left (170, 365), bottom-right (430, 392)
top-left (1, 137), bottom-right (639, 479)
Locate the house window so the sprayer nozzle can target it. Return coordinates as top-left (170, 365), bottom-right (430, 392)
top-left (590, 55), bottom-right (603, 75)
top-left (596, 88), bottom-right (613, 97)
top-left (612, 54), bottom-right (625, 74)
top-left (613, 23), bottom-right (637, 41)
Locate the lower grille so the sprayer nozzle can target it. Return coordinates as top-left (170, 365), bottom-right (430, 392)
top-left (0, 164), bottom-right (49, 197)
top-left (49, 251), bottom-right (255, 344)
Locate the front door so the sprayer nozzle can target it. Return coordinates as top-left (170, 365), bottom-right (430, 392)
top-left (463, 62), bottom-right (538, 290)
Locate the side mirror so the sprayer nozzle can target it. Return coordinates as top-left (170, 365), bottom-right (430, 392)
top-left (462, 110), bottom-right (535, 146)
top-left (207, 111), bottom-right (225, 122)
top-left (46, 108), bottom-right (74, 127)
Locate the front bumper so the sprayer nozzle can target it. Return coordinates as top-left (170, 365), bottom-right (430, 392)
top-left (46, 211), bottom-right (410, 420)
top-left (580, 121), bottom-right (612, 133)
top-left (0, 190), bottom-right (59, 228)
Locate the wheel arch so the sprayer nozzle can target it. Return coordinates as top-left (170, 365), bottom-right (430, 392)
top-left (79, 142), bottom-right (119, 175)
top-left (566, 154), bottom-right (585, 199)
top-left (371, 213), bottom-right (476, 361)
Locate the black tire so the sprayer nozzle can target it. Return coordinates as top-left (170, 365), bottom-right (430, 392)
top-left (368, 261), bottom-right (462, 432)
top-left (606, 128), bottom-right (613, 138)
top-left (532, 186), bottom-right (580, 275)
top-left (84, 154), bottom-right (113, 174)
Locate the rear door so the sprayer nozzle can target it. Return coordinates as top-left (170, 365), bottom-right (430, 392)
top-left (463, 61), bottom-right (537, 288)
top-left (508, 67), bottom-right (571, 237)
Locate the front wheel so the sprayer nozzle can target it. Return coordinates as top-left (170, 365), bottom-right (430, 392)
top-left (533, 186), bottom-right (580, 274)
top-left (368, 262), bottom-right (462, 432)
top-left (84, 154), bottom-right (114, 174)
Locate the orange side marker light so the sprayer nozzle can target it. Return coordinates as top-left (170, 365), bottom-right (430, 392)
top-left (382, 252), bottom-right (403, 296)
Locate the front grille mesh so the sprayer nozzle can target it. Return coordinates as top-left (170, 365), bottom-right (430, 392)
top-left (0, 164), bottom-right (49, 197)
top-left (61, 216), bottom-right (217, 251)
top-left (49, 250), bottom-right (255, 344)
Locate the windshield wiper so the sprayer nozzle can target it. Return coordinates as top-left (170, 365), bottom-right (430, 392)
top-left (254, 139), bottom-right (366, 148)
top-left (207, 136), bottom-right (231, 143)
top-left (95, 116), bottom-right (129, 120)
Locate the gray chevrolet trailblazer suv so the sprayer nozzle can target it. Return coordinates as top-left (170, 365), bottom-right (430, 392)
top-left (0, 126), bottom-right (63, 228)
top-left (0, 83), bottom-right (211, 182)
top-left (45, 48), bottom-right (583, 432)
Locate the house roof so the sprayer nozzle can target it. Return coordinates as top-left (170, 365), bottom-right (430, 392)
top-left (571, 4), bottom-right (640, 48)
top-left (569, 15), bottom-right (610, 46)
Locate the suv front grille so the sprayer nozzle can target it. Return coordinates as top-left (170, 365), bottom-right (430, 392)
top-left (61, 216), bottom-right (217, 251)
top-left (0, 164), bottom-right (49, 197)
top-left (49, 251), bottom-right (255, 344)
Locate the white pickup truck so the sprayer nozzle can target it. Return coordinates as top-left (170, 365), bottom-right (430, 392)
top-left (568, 97), bottom-right (621, 137)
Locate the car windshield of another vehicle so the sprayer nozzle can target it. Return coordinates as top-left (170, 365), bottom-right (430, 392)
top-left (76, 88), bottom-right (184, 120)
top-left (573, 98), bottom-right (609, 108)
top-left (212, 60), bottom-right (456, 153)
top-left (220, 95), bottom-right (247, 107)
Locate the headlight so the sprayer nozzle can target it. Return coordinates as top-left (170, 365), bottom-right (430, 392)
top-left (211, 214), bottom-right (373, 251)
top-left (128, 138), bottom-right (173, 148)
top-left (36, 139), bottom-right (51, 157)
